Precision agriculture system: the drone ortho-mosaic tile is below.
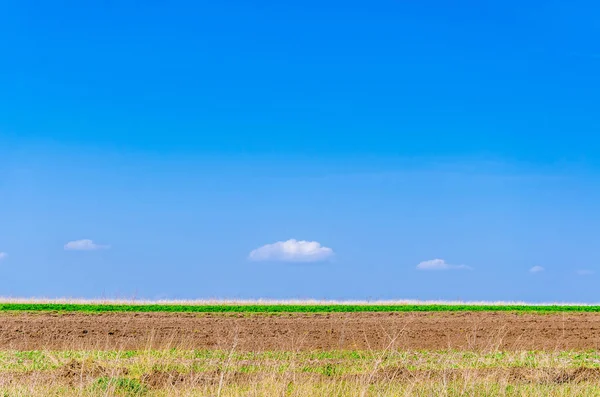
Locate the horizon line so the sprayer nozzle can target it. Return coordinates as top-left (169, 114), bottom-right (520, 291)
top-left (0, 298), bottom-right (599, 306)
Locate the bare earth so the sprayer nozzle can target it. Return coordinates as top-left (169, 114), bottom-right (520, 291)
top-left (1, 311), bottom-right (599, 351)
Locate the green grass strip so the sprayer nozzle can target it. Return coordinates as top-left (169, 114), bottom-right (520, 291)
top-left (0, 304), bottom-right (600, 313)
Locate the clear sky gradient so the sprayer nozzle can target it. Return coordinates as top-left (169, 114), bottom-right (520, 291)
top-left (1, 1), bottom-right (599, 301)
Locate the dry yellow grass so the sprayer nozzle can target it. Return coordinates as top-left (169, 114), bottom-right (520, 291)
top-left (1, 348), bottom-right (600, 396)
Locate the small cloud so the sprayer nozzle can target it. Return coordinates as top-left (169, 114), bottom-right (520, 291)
top-left (416, 259), bottom-right (471, 271)
top-left (529, 266), bottom-right (545, 274)
top-left (0, 252), bottom-right (6, 261)
top-left (249, 239), bottom-right (334, 262)
top-left (64, 239), bottom-right (109, 251)
top-left (577, 269), bottom-right (594, 276)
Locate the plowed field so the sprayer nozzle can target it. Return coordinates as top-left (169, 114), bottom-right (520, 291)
top-left (1, 311), bottom-right (598, 351)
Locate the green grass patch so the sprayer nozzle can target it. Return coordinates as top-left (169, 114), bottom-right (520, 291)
top-left (1, 303), bottom-right (600, 313)
top-left (92, 377), bottom-right (147, 396)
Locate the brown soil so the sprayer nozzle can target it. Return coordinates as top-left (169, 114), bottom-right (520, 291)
top-left (0, 311), bottom-right (599, 351)
top-left (358, 367), bottom-right (600, 384)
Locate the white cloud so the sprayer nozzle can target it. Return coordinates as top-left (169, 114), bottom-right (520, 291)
top-left (416, 259), bottom-right (471, 271)
top-left (64, 239), bottom-right (109, 251)
top-left (249, 239), bottom-right (334, 262)
top-left (0, 252), bottom-right (6, 261)
top-left (529, 266), bottom-right (545, 274)
top-left (577, 269), bottom-right (594, 276)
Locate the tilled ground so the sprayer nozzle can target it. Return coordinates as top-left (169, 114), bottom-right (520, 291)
top-left (0, 311), bottom-right (599, 351)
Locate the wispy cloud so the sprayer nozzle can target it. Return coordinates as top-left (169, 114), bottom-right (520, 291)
top-left (416, 259), bottom-right (471, 271)
top-left (529, 266), bottom-right (545, 274)
top-left (249, 239), bottom-right (334, 262)
top-left (64, 239), bottom-right (109, 251)
top-left (0, 252), bottom-right (6, 261)
top-left (576, 269), bottom-right (594, 276)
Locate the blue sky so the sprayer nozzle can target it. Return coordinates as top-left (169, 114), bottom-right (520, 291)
top-left (1, 1), bottom-right (599, 301)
